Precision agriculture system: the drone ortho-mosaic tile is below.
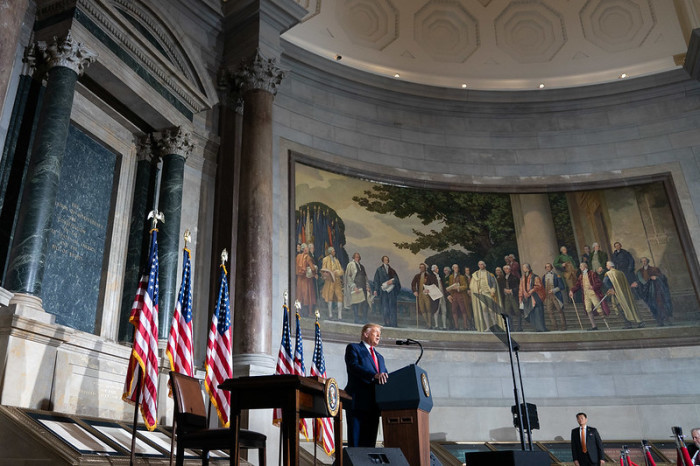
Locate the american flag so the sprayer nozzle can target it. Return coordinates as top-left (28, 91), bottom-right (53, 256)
top-left (311, 318), bottom-right (335, 455)
top-left (205, 264), bottom-right (232, 427)
top-left (293, 307), bottom-right (310, 439)
top-left (273, 302), bottom-right (293, 425)
top-left (166, 248), bottom-right (194, 377)
top-left (122, 227), bottom-right (160, 431)
top-left (272, 300), bottom-right (294, 426)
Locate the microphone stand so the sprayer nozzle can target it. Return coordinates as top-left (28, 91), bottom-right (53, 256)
top-left (396, 338), bottom-right (424, 366)
top-left (493, 315), bottom-right (526, 451)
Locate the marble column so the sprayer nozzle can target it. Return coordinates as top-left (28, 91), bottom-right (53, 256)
top-left (3, 31), bottom-right (95, 318)
top-left (510, 193), bottom-right (559, 276)
top-left (118, 135), bottom-right (157, 341)
top-left (0, 43), bottom-right (45, 281)
top-left (155, 126), bottom-right (193, 339)
top-left (232, 50), bottom-right (284, 360)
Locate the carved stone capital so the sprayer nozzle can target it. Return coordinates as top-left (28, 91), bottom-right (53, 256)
top-left (135, 135), bottom-right (155, 163)
top-left (37, 30), bottom-right (97, 76)
top-left (217, 67), bottom-right (245, 113)
top-left (233, 49), bottom-right (286, 96)
top-left (154, 126), bottom-right (194, 159)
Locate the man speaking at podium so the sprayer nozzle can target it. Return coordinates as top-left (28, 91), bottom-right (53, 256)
top-left (345, 323), bottom-right (389, 447)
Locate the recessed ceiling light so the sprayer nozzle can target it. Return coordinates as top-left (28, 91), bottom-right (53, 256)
top-left (394, 73), bottom-right (400, 78)
top-left (619, 73), bottom-right (628, 79)
top-left (461, 83), bottom-right (468, 88)
top-left (538, 83), bottom-right (545, 89)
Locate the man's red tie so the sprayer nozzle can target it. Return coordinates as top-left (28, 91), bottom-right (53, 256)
top-left (370, 347), bottom-right (379, 373)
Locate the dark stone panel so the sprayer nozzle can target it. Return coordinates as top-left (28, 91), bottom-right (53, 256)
top-left (42, 125), bottom-right (117, 333)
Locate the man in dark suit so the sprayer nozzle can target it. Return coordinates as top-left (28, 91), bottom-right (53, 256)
top-left (571, 412), bottom-right (605, 466)
top-left (344, 323), bottom-right (389, 447)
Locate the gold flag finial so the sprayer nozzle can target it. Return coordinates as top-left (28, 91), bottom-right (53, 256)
top-left (283, 290), bottom-right (288, 306)
top-left (220, 248), bottom-right (228, 265)
top-left (147, 210), bottom-right (164, 229)
top-left (183, 229), bottom-right (191, 248)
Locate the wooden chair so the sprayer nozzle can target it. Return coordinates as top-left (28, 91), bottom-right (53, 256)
top-left (169, 371), bottom-right (266, 465)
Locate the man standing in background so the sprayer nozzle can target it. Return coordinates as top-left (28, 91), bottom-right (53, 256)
top-left (571, 412), bottom-right (605, 466)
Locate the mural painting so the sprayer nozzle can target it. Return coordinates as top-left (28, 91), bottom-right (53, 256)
top-left (293, 161), bottom-right (699, 334)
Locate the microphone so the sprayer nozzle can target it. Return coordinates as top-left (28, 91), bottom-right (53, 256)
top-left (395, 339), bottom-right (413, 345)
top-left (395, 339), bottom-right (424, 365)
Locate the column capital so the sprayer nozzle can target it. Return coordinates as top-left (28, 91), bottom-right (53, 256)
top-left (233, 49), bottom-right (286, 96)
top-left (217, 67), bottom-right (245, 114)
top-left (36, 31), bottom-right (97, 76)
top-left (154, 126), bottom-right (194, 159)
top-left (135, 135), bottom-right (156, 163)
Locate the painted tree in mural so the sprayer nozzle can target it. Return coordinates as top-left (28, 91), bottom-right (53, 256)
top-left (296, 202), bottom-right (350, 268)
top-left (353, 185), bottom-right (517, 266)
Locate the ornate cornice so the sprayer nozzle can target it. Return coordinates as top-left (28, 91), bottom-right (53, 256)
top-left (76, 0), bottom-right (210, 114)
top-left (36, 31), bottom-right (97, 76)
top-left (233, 49), bottom-right (286, 96)
top-left (154, 127), bottom-right (194, 159)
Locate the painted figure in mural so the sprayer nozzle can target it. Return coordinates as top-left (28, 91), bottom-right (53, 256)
top-left (611, 242), bottom-right (637, 288)
top-left (372, 256), bottom-right (401, 328)
top-left (580, 245), bottom-right (591, 267)
top-left (603, 261), bottom-right (644, 328)
top-left (443, 266), bottom-right (453, 328)
top-left (519, 263), bottom-right (547, 332)
top-left (430, 264), bottom-right (448, 329)
top-left (307, 243), bottom-right (320, 305)
top-left (321, 246), bottom-right (344, 320)
top-left (569, 262), bottom-right (610, 331)
top-left (508, 254), bottom-right (521, 279)
top-left (295, 243), bottom-right (317, 316)
top-left (344, 252), bottom-right (371, 324)
top-left (411, 263), bottom-right (439, 328)
top-left (463, 266), bottom-right (474, 326)
top-left (447, 263), bottom-right (472, 330)
top-left (498, 264), bottom-right (521, 330)
top-left (470, 261), bottom-right (503, 332)
top-left (590, 242), bottom-right (608, 280)
top-left (631, 257), bottom-right (673, 326)
top-left (554, 245), bottom-right (577, 294)
top-left (542, 263), bottom-right (567, 331)
top-left (495, 267), bottom-right (505, 302)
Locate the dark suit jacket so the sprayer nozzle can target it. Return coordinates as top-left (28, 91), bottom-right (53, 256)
top-left (344, 342), bottom-right (387, 412)
top-left (571, 426), bottom-right (604, 464)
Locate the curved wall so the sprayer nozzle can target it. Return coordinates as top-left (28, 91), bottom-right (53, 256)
top-left (269, 45), bottom-right (700, 441)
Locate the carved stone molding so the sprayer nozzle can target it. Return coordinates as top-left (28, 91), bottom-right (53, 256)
top-left (135, 135), bottom-right (156, 163)
top-left (154, 126), bottom-right (194, 159)
top-left (233, 49), bottom-right (286, 96)
top-left (36, 30), bottom-right (97, 76)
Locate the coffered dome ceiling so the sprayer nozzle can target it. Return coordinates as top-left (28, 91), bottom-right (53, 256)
top-left (282, 0), bottom-right (688, 90)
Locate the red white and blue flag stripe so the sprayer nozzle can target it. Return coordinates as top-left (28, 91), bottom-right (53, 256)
top-left (273, 302), bottom-right (293, 425)
top-left (166, 247), bottom-right (194, 377)
top-left (205, 264), bottom-right (232, 427)
top-left (122, 227), bottom-right (160, 431)
top-left (311, 319), bottom-right (335, 455)
top-left (293, 308), bottom-right (310, 439)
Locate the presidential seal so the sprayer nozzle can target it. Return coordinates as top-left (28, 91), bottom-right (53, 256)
top-left (421, 373), bottom-right (430, 398)
top-left (324, 377), bottom-right (340, 417)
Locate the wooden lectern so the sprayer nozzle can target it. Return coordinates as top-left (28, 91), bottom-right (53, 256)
top-left (375, 364), bottom-right (433, 465)
top-left (219, 375), bottom-right (351, 466)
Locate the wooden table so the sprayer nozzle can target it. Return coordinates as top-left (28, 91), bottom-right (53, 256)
top-left (219, 374), bottom-right (350, 466)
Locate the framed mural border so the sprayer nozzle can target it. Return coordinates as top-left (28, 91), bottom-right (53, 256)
top-left (288, 149), bottom-right (700, 352)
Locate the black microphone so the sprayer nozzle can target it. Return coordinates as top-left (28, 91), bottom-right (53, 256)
top-left (395, 339), bottom-right (411, 345)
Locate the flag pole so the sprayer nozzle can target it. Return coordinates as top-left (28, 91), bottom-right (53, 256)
top-left (129, 368), bottom-right (142, 466)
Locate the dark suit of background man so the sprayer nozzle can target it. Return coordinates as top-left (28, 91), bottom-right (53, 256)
top-left (571, 412), bottom-right (605, 466)
top-left (344, 323), bottom-right (389, 447)
top-left (373, 256), bottom-right (401, 327)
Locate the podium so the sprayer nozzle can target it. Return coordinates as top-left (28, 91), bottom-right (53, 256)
top-left (375, 364), bottom-right (433, 465)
